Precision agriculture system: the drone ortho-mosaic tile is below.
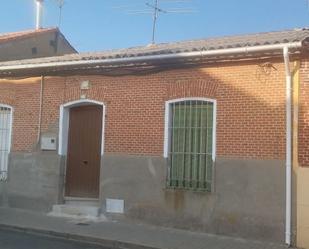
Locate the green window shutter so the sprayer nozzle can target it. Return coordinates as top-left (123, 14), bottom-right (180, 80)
top-left (168, 100), bottom-right (214, 192)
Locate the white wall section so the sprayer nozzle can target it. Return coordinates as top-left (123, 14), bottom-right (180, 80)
top-left (0, 104), bottom-right (13, 181)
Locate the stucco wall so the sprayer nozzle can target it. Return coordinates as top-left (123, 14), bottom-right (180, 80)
top-left (0, 152), bottom-right (285, 242)
top-left (0, 152), bottom-right (63, 212)
top-left (296, 57), bottom-right (309, 248)
top-left (100, 154), bottom-right (285, 242)
top-left (297, 167), bottom-right (309, 249)
top-left (0, 31), bottom-right (75, 62)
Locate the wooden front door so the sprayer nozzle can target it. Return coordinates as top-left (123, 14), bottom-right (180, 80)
top-left (65, 105), bottom-right (102, 198)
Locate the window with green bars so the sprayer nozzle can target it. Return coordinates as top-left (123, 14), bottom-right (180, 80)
top-left (167, 100), bottom-right (214, 192)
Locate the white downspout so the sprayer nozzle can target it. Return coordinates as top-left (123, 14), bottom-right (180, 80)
top-left (37, 75), bottom-right (44, 143)
top-left (283, 46), bottom-right (292, 246)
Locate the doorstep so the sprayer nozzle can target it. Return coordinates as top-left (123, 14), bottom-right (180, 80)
top-left (49, 197), bottom-right (101, 218)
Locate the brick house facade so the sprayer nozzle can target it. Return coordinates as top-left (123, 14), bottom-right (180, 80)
top-left (0, 28), bottom-right (309, 246)
top-left (2, 62), bottom-right (288, 157)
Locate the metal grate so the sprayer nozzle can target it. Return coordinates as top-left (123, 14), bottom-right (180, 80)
top-left (0, 106), bottom-right (12, 181)
top-left (167, 100), bottom-right (214, 191)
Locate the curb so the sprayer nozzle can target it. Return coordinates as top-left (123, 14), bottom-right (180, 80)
top-left (0, 223), bottom-right (160, 249)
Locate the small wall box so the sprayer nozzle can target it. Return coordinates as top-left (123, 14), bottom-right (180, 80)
top-left (41, 136), bottom-right (57, 151)
top-left (106, 198), bottom-right (124, 214)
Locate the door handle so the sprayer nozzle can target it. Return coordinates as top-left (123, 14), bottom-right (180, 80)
top-left (83, 160), bottom-right (88, 165)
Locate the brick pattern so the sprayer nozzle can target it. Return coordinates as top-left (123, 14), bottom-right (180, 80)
top-left (299, 59), bottom-right (309, 167)
top-left (0, 60), bottom-right (288, 159)
top-left (0, 79), bottom-right (40, 151)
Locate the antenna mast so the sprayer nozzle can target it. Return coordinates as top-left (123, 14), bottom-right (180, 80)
top-left (55, 0), bottom-right (65, 28)
top-left (149, 0), bottom-right (160, 44)
top-left (113, 0), bottom-right (196, 44)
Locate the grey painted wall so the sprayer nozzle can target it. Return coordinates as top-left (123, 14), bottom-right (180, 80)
top-left (0, 152), bottom-right (62, 212)
top-left (100, 155), bottom-right (285, 242)
top-left (0, 152), bottom-right (285, 242)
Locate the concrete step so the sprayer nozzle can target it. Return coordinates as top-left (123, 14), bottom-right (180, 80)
top-left (64, 197), bottom-right (100, 207)
top-left (50, 204), bottom-right (100, 218)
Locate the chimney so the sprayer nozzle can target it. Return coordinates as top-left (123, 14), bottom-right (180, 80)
top-left (35, 0), bottom-right (43, 30)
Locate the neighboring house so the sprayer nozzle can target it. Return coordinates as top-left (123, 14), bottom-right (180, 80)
top-left (0, 28), bottom-right (308, 248)
top-left (0, 27), bottom-right (76, 61)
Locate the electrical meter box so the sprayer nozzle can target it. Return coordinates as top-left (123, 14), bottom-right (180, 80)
top-left (41, 136), bottom-right (57, 151)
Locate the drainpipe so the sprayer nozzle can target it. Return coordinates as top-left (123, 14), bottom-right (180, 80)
top-left (37, 76), bottom-right (44, 144)
top-left (283, 46), bottom-right (292, 246)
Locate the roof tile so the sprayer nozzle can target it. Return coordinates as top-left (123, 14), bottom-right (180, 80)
top-left (0, 27), bottom-right (309, 69)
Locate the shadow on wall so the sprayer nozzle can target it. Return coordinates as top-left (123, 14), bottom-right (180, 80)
top-left (96, 59), bottom-right (289, 242)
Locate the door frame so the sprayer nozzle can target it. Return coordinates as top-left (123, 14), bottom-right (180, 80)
top-left (58, 99), bottom-right (106, 156)
top-left (58, 99), bottom-right (106, 199)
top-left (0, 104), bottom-right (13, 154)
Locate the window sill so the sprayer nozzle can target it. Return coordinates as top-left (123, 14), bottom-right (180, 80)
top-left (164, 185), bottom-right (212, 194)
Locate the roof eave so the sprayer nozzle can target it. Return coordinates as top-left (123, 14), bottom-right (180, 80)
top-left (0, 41), bottom-right (304, 77)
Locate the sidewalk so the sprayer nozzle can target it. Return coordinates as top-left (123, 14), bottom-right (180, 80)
top-left (0, 207), bottom-right (289, 249)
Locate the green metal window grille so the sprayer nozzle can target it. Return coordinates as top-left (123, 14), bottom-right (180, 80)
top-left (167, 100), bottom-right (214, 191)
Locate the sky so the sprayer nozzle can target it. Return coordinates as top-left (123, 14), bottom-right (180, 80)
top-left (0, 0), bottom-right (308, 52)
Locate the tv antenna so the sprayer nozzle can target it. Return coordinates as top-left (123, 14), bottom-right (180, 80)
top-left (54, 0), bottom-right (65, 28)
top-left (113, 0), bottom-right (196, 44)
top-left (149, 0), bottom-right (161, 44)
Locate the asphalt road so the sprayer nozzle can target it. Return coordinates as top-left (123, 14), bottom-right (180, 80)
top-left (0, 228), bottom-right (110, 249)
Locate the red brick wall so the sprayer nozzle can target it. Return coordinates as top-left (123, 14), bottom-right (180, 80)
top-left (299, 59), bottom-right (309, 167)
top-left (0, 78), bottom-right (40, 151)
top-left (0, 60), bottom-right (288, 159)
